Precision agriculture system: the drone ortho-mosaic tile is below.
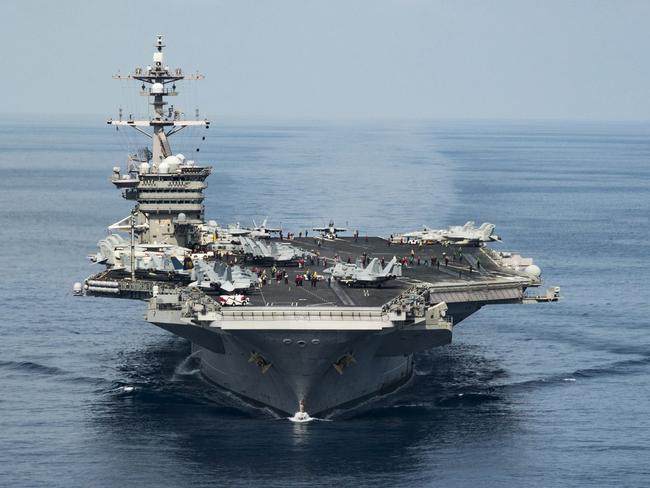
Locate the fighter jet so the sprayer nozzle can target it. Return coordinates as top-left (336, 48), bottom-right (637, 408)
top-left (198, 219), bottom-right (281, 241)
top-left (225, 222), bottom-right (252, 237)
top-left (313, 220), bottom-right (347, 240)
top-left (249, 218), bottom-right (282, 239)
top-left (442, 222), bottom-right (500, 244)
top-left (239, 236), bottom-right (310, 265)
top-left (323, 256), bottom-right (402, 287)
top-left (402, 222), bottom-right (500, 245)
top-left (91, 235), bottom-right (193, 275)
top-left (190, 260), bottom-right (257, 293)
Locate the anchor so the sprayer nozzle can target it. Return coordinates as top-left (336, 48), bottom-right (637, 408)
top-left (333, 352), bottom-right (356, 375)
top-left (248, 351), bottom-right (272, 374)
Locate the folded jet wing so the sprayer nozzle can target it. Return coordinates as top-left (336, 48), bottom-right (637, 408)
top-left (324, 256), bottom-right (401, 287)
top-left (239, 236), bottom-right (309, 265)
top-left (190, 261), bottom-right (256, 293)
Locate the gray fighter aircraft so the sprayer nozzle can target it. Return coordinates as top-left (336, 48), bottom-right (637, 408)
top-left (444, 221), bottom-right (500, 243)
top-left (249, 218), bottom-right (282, 239)
top-left (313, 220), bottom-right (347, 240)
top-left (239, 236), bottom-right (309, 265)
top-left (190, 260), bottom-right (257, 293)
top-left (402, 221), bottom-right (500, 245)
top-left (91, 234), bottom-right (191, 274)
top-left (323, 256), bottom-right (402, 287)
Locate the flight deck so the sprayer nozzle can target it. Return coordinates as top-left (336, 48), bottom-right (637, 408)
top-left (234, 237), bottom-right (519, 308)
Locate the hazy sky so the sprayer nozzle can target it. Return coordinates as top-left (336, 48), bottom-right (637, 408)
top-left (3, 0), bottom-right (650, 120)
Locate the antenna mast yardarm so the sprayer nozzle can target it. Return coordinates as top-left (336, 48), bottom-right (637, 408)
top-left (109, 35), bottom-right (209, 163)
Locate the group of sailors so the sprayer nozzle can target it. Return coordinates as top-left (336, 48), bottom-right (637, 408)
top-left (295, 270), bottom-right (320, 288)
top-left (256, 265), bottom-right (321, 289)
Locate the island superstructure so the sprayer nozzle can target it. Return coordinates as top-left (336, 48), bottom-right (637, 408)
top-left (78, 37), bottom-right (559, 417)
top-left (107, 35), bottom-right (210, 249)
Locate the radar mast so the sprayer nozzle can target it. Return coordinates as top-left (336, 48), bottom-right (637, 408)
top-left (109, 35), bottom-right (209, 163)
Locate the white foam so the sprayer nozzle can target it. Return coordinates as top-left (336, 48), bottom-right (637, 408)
top-left (287, 412), bottom-right (332, 423)
top-left (172, 351), bottom-right (201, 380)
top-left (288, 411), bottom-right (313, 423)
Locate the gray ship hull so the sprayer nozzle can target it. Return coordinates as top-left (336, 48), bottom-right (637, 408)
top-left (193, 332), bottom-right (414, 416)
top-left (150, 309), bottom-right (458, 416)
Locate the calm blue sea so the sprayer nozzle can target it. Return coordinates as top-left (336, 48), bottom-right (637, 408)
top-left (0, 118), bottom-right (649, 487)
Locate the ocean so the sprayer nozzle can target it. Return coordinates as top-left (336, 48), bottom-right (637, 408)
top-left (0, 117), bottom-right (648, 487)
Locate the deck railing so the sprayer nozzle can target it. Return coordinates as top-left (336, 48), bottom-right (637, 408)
top-left (218, 308), bottom-right (387, 321)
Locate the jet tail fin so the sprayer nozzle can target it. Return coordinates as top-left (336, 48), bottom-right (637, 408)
top-left (170, 256), bottom-right (184, 270)
top-left (479, 223), bottom-right (496, 241)
top-left (366, 258), bottom-right (382, 274)
top-left (382, 257), bottom-right (402, 277)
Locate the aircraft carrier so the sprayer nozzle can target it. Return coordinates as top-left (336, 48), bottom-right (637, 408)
top-left (77, 36), bottom-right (559, 418)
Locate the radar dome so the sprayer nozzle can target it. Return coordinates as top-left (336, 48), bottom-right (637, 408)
top-left (524, 264), bottom-right (542, 277)
top-left (151, 82), bottom-right (164, 94)
top-left (177, 213), bottom-right (187, 222)
top-left (157, 161), bottom-right (169, 174)
top-left (139, 162), bottom-right (150, 174)
top-left (176, 153), bottom-right (186, 163)
top-left (72, 282), bottom-right (82, 296)
top-left (163, 155), bottom-right (181, 173)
